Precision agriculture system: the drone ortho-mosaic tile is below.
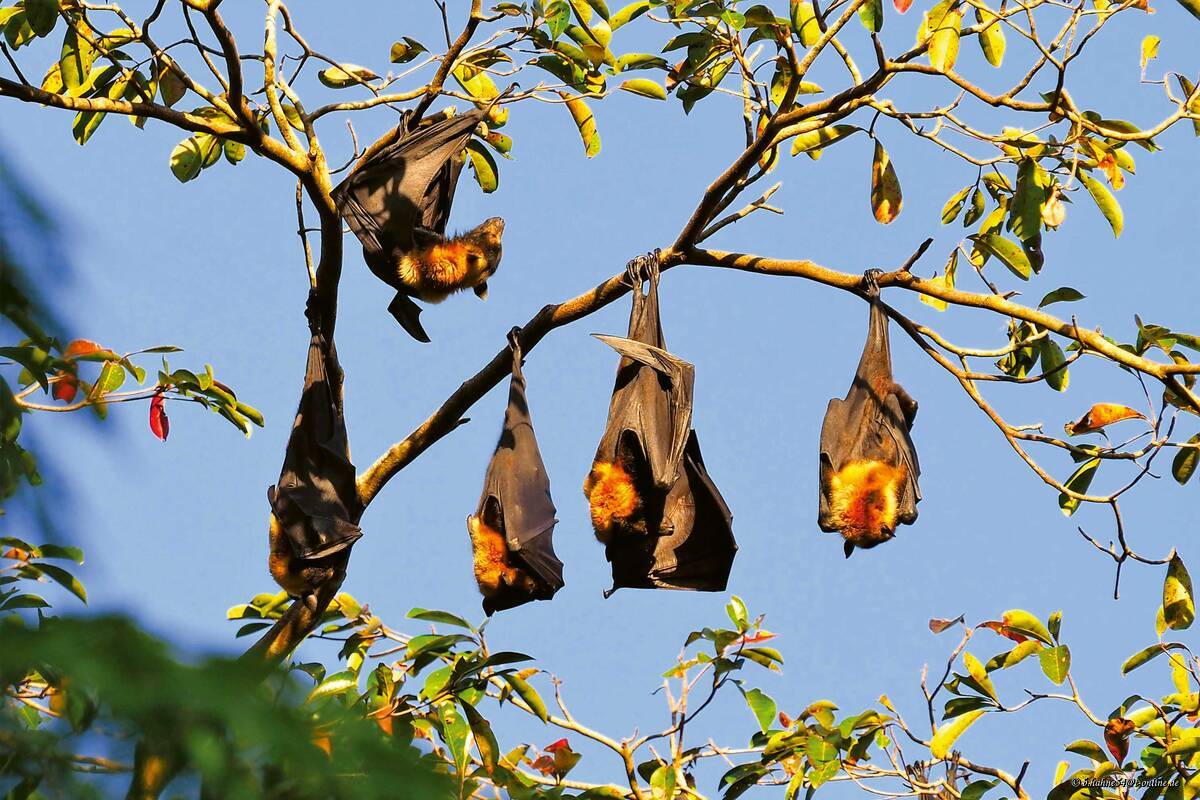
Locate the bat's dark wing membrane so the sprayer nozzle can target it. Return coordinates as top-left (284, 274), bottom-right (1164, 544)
top-left (475, 329), bottom-right (563, 615)
top-left (332, 109), bottom-right (486, 341)
top-left (608, 431), bottom-right (736, 592)
top-left (268, 330), bottom-right (364, 562)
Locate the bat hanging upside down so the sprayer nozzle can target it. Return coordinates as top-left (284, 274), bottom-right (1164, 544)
top-left (818, 268), bottom-right (921, 557)
top-left (467, 507), bottom-right (539, 600)
top-left (397, 217), bottom-right (505, 304)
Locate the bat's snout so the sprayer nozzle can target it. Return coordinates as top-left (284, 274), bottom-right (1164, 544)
top-left (474, 281), bottom-right (489, 300)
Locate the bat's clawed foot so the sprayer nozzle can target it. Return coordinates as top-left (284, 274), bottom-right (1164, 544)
top-left (625, 248), bottom-right (663, 287)
top-left (861, 268), bottom-right (884, 297)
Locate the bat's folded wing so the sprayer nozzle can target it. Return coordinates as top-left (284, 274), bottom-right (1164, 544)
top-left (268, 332), bottom-right (364, 561)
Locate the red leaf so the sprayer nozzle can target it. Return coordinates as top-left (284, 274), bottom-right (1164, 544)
top-left (149, 390), bottom-right (169, 441)
top-left (731, 630), bottom-right (776, 648)
top-left (64, 339), bottom-right (104, 358)
top-left (978, 620), bottom-right (1028, 643)
top-left (52, 373), bottom-right (79, 403)
top-left (530, 755), bottom-right (556, 775)
top-left (893, 0), bottom-right (913, 12)
top-left (545, 738), bottom-right (570, 753)
top-left (1104, 717), bottom-right (1134, 763)
top-left (778, 711), bottom-right (793, 728)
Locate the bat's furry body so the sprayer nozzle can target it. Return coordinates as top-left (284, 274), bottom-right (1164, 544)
top-left (826, 460), bottom-right (908, 549)
top-left (584, 458), bottom-right (648, 542)
top-left (468, 513), bottom-right (538, 599)
top-left (395, 217), bottom-right (504, 303)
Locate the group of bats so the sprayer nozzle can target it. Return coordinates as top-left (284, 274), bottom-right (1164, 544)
top-left (264, 108), bottom-right (922, 614)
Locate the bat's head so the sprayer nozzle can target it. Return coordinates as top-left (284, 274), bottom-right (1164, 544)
top-left (465, 217), bottom-right (505, 300)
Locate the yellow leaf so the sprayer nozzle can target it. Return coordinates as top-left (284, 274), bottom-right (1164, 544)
top-left (561, 92), bottom-right (601, 158)
top-left (869, 140), bottom-right (902, 224)
top-left (1063, 403), bottom-right (1146, 435)
top-left (929, 8), bottom-right (961, 71)
top-left (1140, 34), bottom-right (1160, 70)
top-left (931, 710), bottom-right (985, 758)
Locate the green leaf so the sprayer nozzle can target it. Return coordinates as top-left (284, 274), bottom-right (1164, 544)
top-left (1065, 740), bottom-right (1109, 763)
top-left (858, 0), bottom-right (883, 32)
top-left (1058, 458), bottom-right (1098, 515)
top-left (790, 0), bottom-right (821, 45)
top-left (1081, 173), bottom-right (1123, 237)
top-left (1010, 158), bottom-right (1048, 243)
top-left (1040, 338), bottom-right (1069, 391)
top-left (1001, 609), bottom-right (1055, 645)
top-left (610, 0), bottom-right (651, 28)
top-left (1039, 287), bottom-right (1085, 307)
top-left (501, 673), bottom-right (548, 722)
top-left (31, 563), bottom-right (87, 603)
top-left (616, 52), bottom-right (667, 71)
top-left (24, 0), bottom-right (58, 38)
top-left (169, 137), bottom-right (206, 183)
top-left (1039, 645), bottom-right (1071, 685)
top-left (59, 24), bottom-right (96, 93)
top-left (941, 186), bottom-right (971, 224)
top-left (1164, 555), bottom-right (1195, 631)
top-left (963, 652), bottom-right (998, 700)
top-left (407, 607), bottom-right (474, 629)
top-left (971, 233), bottom-right (1030, 279)
top-left (650, 765), bottom-right (676, 800)
top-left (743, 687), bottom-right (776, 732)
top-left (37, 544), bottom-right (84, 564)
top-left (964, 187), bottom-right (986, 226)
top-left (618, 77), bottom-right (666, 99)
top-left (459, 701), bottom-right (500, 773)
top-left (546, 0), bottom-right (571, 38)
top-left (961, 779), bottom-right (1000, 800)
top-left (985, 639), bottom-right (1043, 670)
top-left (1173, 434), bottom-right (1200, 485)
top-left (223, 140), bottom-right (245, 165)
top-left (389, 37), bottom-right (428, 64)
top-left (931, 709), bottom-right (984, 758)
top-left (306, 669), bottom-right (358, 703)
top-left (790, 124), bottom-right (859, 157)
top-left (1121, 642), bottom-right (1186, 674)
top-left (466, 139), bottom-right (499, 192)
top-left (0, 593), bottom-right (50, 611)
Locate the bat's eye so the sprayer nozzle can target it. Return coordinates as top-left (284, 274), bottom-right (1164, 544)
top-left (467, 252), bottom-right (482, 268)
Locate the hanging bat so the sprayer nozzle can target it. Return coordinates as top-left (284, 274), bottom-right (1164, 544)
top-left (818, 269), bottom-right (920, 557)
top-left (586, 252), bottom-right (736, 594)
top-left (584, 258), bottom-right (693, 544)
top-left (468, 328), bottom-right (563, 614)
top-left (332, 108), bottom-right (502, 342)
top-left (267, 327), bottom-right (363, 597)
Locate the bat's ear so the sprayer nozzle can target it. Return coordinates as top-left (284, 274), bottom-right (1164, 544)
top-left (474, 281), bottom-right (489, 300)
top-left (843, 540), bottom-right (855, 559)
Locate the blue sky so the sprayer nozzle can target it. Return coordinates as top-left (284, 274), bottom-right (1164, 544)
top-left (4, 0), bottom-right (1200, 792)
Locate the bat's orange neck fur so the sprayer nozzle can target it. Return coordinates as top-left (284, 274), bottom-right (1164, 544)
top-left (584, 460), bottom-right (641, 542)
top-left (827, 460), bottom-right (907, 548)
top-left (468, 515), bottom-right (536, 598)
top-left (397, 240), bottom-right (491, 302)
